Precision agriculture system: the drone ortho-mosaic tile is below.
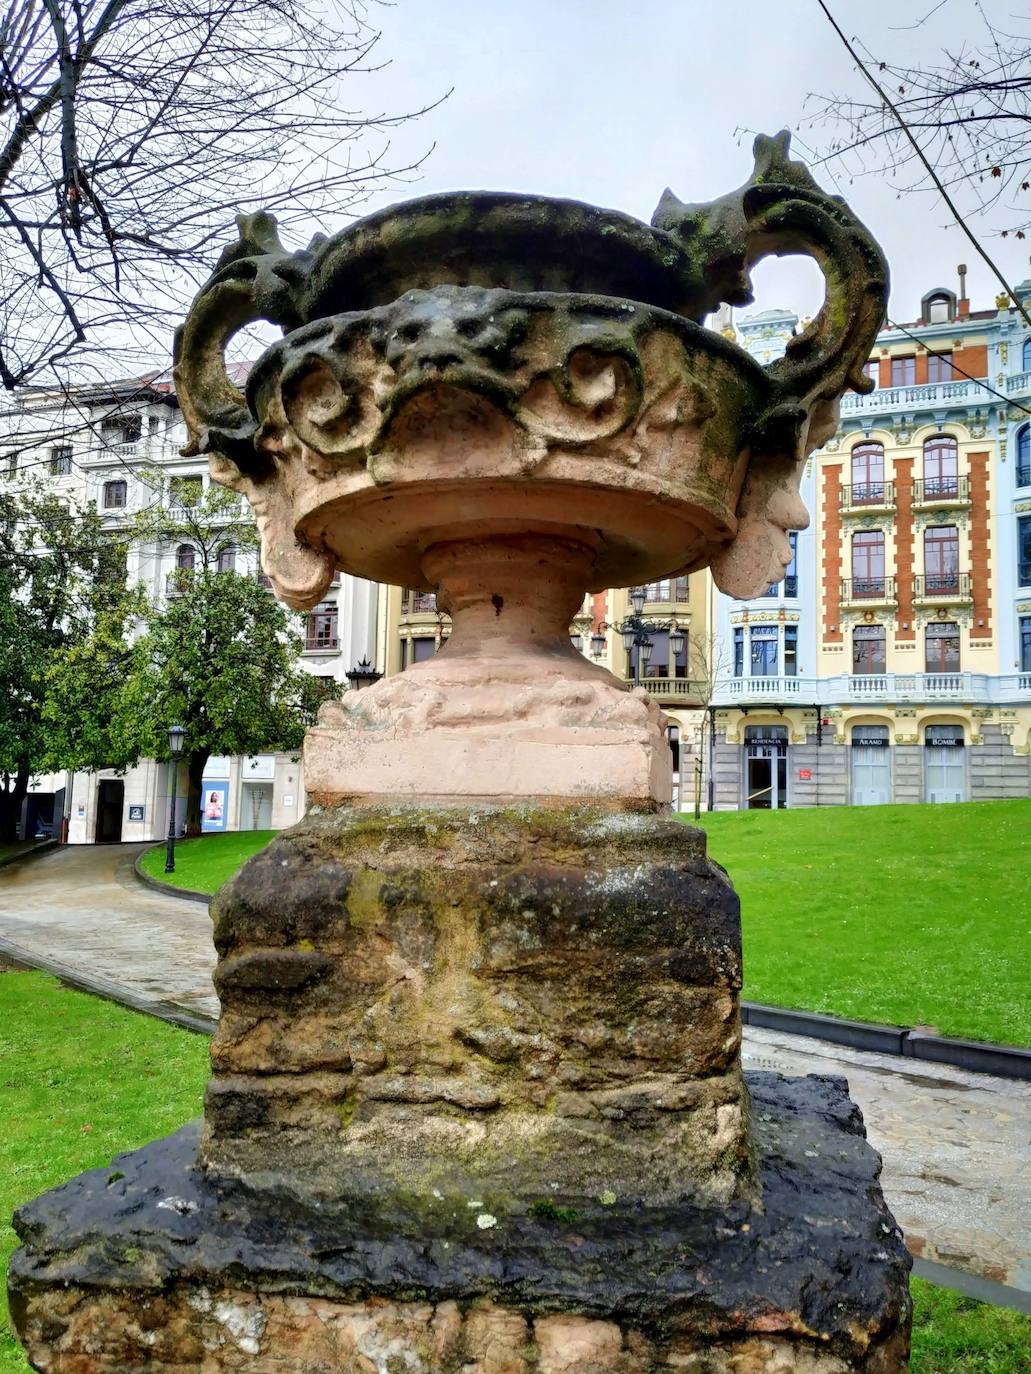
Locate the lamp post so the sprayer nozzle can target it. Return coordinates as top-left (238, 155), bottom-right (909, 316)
top-left (346, 657), bottom-right (383, 691)
top-left (165, 723), bottom-right (185, 874)
top-left (591, 587), bottom-right (685, 686)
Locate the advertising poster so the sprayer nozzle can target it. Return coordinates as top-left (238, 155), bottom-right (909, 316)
top-left (201, 781), bottom-right (230, 832)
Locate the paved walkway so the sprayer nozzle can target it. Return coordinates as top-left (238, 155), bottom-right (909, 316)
top-left (1, 844), bottom-right (1028, 1296)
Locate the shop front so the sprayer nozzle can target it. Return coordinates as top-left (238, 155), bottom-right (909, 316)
top-left (744, 724), bottom-right (789, 809)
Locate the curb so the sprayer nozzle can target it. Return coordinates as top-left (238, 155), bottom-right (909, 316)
top-left (0, 839), bottom-right (58, 870)
top-left (742, 1001), bottom-right (1031, 1081)
top-left (133, 846), bottom-right (210, 904)
top-left (0, 933), bottom-right (216, 1036)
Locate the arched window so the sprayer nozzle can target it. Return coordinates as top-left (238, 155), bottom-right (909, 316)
top-left (176, 544), bottom-right (195, 570)
top-left (103, 479), bottom-right (127, 509)
top-left (851, 442), bottom-right (885, 504)
top-left (1023, 337), bottom-right (1031, 370)
top-left (217, 544), bottom-right (237, 573)
top-left (1018, 425), bottom-right (1030, 488)
top-left (926, 293), bottom-right (952, 324)
top-left (923, 435), bottom-right (958, 498)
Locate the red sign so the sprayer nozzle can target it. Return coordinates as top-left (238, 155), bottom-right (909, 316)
top-left (798, 768), bottom-right (812, 780)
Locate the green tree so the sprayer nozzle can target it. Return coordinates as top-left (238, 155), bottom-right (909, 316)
top-left (44, 482), bottom-right (311, 835)
top-left (0, 481), bottom-right (133, 839)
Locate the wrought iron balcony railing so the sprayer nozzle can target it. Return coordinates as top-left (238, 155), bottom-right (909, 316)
top-left (912, 475), bottom-right (970, 505)
top-left (840, 481), bottom-right (895, 511)
top-left (913, 571), bottom-right (971, 600)
top-left (840, 576), bottom-right (896, 603)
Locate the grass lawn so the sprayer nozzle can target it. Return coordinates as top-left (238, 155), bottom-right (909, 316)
top-left (684, 800), bottom-right (1030, 1047)
top-left (0, 969), bottom-right (209, 1371)
top-left (137, 828), bottom-right (278, 893)
top-left (0, 970), bottom-right (1028, 1371)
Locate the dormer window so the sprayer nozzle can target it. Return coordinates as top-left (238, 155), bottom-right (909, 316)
top-left (920, 288), bottom-right (956, 325)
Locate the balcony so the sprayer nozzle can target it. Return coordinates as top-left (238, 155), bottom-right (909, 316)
top-left (840, 576), bottom-right (896, 608)
top-left (840, 481), bottom-right (895, 514)
top-left (838, 378), bottom-right (989, 417)
top-left (912, 475), bottom-right (971, 508)
top-left (627, 675), bottom-right (705, 703)
top-left (913, 572), bottom-right (972, 604)
top-left (1006, 370), bottom-right (1031, 398)
top-left (304, 634), bottom-right (339, 652)
top-left (713, 672), bottom-right (1031, 708)
top-left (402, 590), bottom-right (439, 616)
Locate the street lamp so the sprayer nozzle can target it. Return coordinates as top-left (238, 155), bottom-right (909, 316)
top-left (592, 589), bottom-right (685, 686)
top-left (346, 657), bottom-right (383, 691)
top-left (165, 723), bottom-right (185, 874)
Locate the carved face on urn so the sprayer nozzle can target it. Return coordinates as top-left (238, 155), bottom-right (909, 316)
top-left (176, 131), bottom-right (887, 611)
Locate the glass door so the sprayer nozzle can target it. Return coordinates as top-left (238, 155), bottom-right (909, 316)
top-left (744, 727), bottom-right (788, 809)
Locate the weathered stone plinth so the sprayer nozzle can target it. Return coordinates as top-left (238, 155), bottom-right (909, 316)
top-left (9, 1075), bottom-right (911, 1372)
top-left (204, 805), bottom-right (749, 1206)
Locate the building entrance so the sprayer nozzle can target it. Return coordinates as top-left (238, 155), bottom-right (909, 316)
top-left (744, 726), bottom-right (788, 809)
top-left (94, 778), bottom-right (124, 843)
top-left (851, 725), bottom-right (891, 805)
top-left (924, 725), bottom-right (966, 803)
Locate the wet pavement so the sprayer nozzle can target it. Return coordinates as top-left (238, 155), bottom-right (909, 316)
top-left (0, 843), bottom-right (1028, 1294)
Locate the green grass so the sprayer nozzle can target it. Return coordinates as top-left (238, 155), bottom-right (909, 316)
top-left (137, 829), bottom-right (277, 893)
top-left (1, 970), bottom-right (1028, 1372)
top-left (684, 800), bottom-right (1031, 1047)
top-left (0, 969), bottom-right (209, 1371)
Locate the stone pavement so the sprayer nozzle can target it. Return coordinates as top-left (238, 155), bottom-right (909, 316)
top-left (0, 843), bottom-right (1028, 1296)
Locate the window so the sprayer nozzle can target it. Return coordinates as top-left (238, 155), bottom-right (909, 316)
top-left (1023, 338), bottom-right (1031, 371)
top-left (926, 295), bottom-right (952, 324)
top-left (1017, 426), bottom-right (1030, 488)
top-left (852, 530), bottom-right (885, 595)
top-left (4, 451), bottom-right (14, 478)
top-left (101, 414), bottom-right (142, 447)
top-left (926, 351), bottom-right (953, 383)
top-left (50, 445), bottom-right (73, 476)
top-left (170, 475), bottom-right (202, 508)
top-left (784, 624), bottom-right (798, 677)
top-left (642, 576), bottom-right (690, 602)
top-left (1021, 616), bottom-right (1031, 673)
top-left (403, 588), bottom-right (437, 613)
top-left (925, 622), bottom-right (960, 673)
top-left (750, 625), bottom-right (778, 676)
top-left (784, 532), bottom-right (798, 597)
top-left (148, 415), bottom-right (160, 437)
top-left (642, 628), bottom-right (687, 679)
top-left (853, 624), bottom-right (886, 675)
top-left (175, 544), bottom-right (195, 570)
top-left (412, 636), bottom-right (436, 663)
top-left (1020, 516), bottom-right (1031, 586)
top-left (863, 360), bottom-right (879, 386)
top-left (890, 355), bottom-right (916, 386)
top-left (217, 544), bottom-right (237, 573)
top-left (924, 526), bottom-right (959, 593)
top-left (733, 626), bottom-right (744, 677)
top-left (923, 435), bottom-right (958, 498)
top-left (305, 603), bottom-right (339, 651)
top-left (851, 442), bottom-right (884, 504)
top-left (103, 479), bottom-right (127, 509)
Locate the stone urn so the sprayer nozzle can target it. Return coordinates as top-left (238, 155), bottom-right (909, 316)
top-left (9, 134), bottom-right (912, 1374)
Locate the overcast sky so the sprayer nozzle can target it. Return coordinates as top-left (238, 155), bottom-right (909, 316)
top-left (339, 0), bottom-right (1029, 328)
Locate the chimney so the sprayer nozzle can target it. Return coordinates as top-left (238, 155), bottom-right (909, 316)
top-left (957, 263), bottom-right (969, 319)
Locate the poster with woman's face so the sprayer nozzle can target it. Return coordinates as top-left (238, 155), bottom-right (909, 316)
top-left (201, 781), bottom-right (229, 832)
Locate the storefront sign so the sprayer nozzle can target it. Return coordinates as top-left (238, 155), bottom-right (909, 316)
top-left (925, 728), bottom-right (964, 747)
top-left (852, 734), bottom-right (889, 748)
top-left (128, 804), bottom-right (145, 821)
top-left (201, 781), bottom-right (230, 831)
top-left (798, 768), bottom-right (812, 780)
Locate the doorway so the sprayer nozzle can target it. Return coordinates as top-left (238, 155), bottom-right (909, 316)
top-left (744, 726), bottom-right (788, 809)
top-left (851, 725), bottom-right (891, 805)
top-left (924, 725), bottom-right (966, 803)
top-left (241, 782), bottom-right (273, 830)
top-left (95, 779), bottom-right (124, 843)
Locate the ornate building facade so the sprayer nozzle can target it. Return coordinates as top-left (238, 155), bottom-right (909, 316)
top-left (707, 279), bottom-right (1031, 808)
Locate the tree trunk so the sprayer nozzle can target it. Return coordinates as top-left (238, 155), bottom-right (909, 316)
top-left (184, 750), bottom-right (210, 838)
top-left (0, 763), bottom-right (31, 841)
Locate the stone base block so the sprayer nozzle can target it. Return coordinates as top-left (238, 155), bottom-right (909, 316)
top-left (10, 1075), bottom-right (912, 1372)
